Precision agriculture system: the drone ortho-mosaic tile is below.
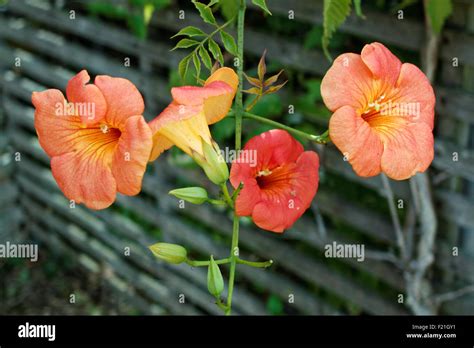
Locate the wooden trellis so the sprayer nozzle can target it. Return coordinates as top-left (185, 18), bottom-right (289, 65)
top-left (0, 0), bottom-right (473, 315)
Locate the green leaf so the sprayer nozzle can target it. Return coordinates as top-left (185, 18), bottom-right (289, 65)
top-left (192, 53), bottom-right (201, 80)
top-left (172, 38), bottom-right (200, 50)
top-left (172, 26), bottom-right (206, 38)
top-left (353, 0), bottom-right (365, 19)
top-left (220, 30), bottom-right (238, 56)
top-left (322, 0), bottom-right (351, 61)
top-left (425, 0), bottom-right (452, 34)
top-left (219, 0), bottom-right (239, 21)
top-left (208, 0), bottom-right (219, 6)
top-left (143, 4), bottom-right (155, 25)
top-left (207, 256), bottom-right (224, 297)
top-left (251, 0), bottom-right (272, 15)
top-left (192, 0), bottom-right (217, 25)
top-left (178, 55), bottom-right (192, 81)
top-left (208, 39), bottom-right (224, 66)
top-left (199, 46), bottom-right (213, 70)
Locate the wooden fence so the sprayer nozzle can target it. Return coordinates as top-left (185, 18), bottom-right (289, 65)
top-left (0, 0), bottom-right (473, 315)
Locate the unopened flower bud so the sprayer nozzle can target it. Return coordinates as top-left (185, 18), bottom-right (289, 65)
top-left (193, 138), bottom-right (229, 185)
top-left (207, 255), bottom-right (224, 297)
top-left (149, 243), bottom-right (187, 264)
top-left (169, 187), bottom-right (208, 204)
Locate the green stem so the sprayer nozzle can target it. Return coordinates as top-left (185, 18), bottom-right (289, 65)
top-left (220, 183), bottom-right (234, 208)
top-left (243, 112), bottom-right (330, 144)
top-left (225, 211), bottom-right (240, 315)
top-left (237, 258), bottom-right (273, 268)
top-left (207, 198), bottom-right (226, 206)
top-left (186, 258), bottom-right (231, 267)
top-left (224, 0), bottom-right (246, 316)
top-left (234, 0), bottom-right (246, 151)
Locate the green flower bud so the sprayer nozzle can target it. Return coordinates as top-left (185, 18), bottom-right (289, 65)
top-left (169, 187), bottom-right (208, 204)
top-left (193, 138), bottom-right (229, 185)
top-left (149, 243), bottom-right (187, 264)
top-left (207, 255), bottom-right (224, 297)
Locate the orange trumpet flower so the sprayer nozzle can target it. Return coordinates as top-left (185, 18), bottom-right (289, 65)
top-left (230, 130), bottom-right (320, 233)
top-left (149, 67), bottom-right (238, 160)
top-left (148, 67), bottom-right (238, 184)
top-left (321, 42), bottom-right (436, 180)
top-left (32, 70), bottom-right (152, 210)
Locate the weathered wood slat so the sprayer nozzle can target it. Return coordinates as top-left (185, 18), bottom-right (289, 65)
top-left (25, 222), bottom-right (167, 315)
top-left (2, 93), bottom-right (470, 294)
top-left (261, 0), bottom-right (474, 66)
top-left (14, 155), bottom-right (265, 314)
top-left (15, 151), bottom-right (335, 314)
top-left (18, 178), bottom-right (212, 315)
top-left (12, 126), bottom-right (403, 314)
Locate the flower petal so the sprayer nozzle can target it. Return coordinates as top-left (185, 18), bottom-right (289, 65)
top-left (252, 199), bottom-right (288, 233)
top-left (361, 42), bottom-right (402, 88)
top-left (381, 122), bottom-right (434, 180)
top-left (51, 147), bottom-right (117, 210)
top-left (204, 67), bottom-right (238, 124)
top-left (252, 151), bottom-right (319, 233)
top-left (321, 53), bottom-right (373, 112)
top-left (32, 89), bottom-right (81, 157)
top-left (95, 75), bottom-right (144, 128)
top-left (65, 70), bottom-right (107, 126)
top-left (394, 63), bottom-right (436, 129)
top-left (171, 81), bottom-right (232, 105)
top-left (243, 129), bottom-right (304, 170)
top-left (148, 102), bottom-right (203, 161)
top-left (234, 178), bottom-right (261, 216)
top-left (170, 67), bottom-right (238, 124)
top-left (329, 105), bottom-right (384, 177)
top-left (112, 115), bottom-right (152, 196)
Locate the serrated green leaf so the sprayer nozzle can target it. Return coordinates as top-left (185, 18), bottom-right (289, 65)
top-left (220, 30), bottom-right (238, 56)
top-left (199, 46), bottom-right (213, 70)
top-left (192, 53), bottom-right (201, 80)
top-left (172, 26), bottom-right (206, 38)
top-left (252, 0), bottom-right (272, 15)
top-left (208, 39), bottom-right (224, 66)
top-left (192, 0), bottom-right (217, 25)
top-left (178, 55), bottom-right (192, 81)
top-left (322, 0), bottom-right (351, 61)
top-left (219, 0), bottom-right (239, 21)
top-left (172, 38), bottom-right (200, 50)
top-left (425, 0), bottom-right (452, 34)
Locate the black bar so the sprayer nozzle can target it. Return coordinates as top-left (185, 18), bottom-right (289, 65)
top-left (0, 316), bottom-right (473, 346)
